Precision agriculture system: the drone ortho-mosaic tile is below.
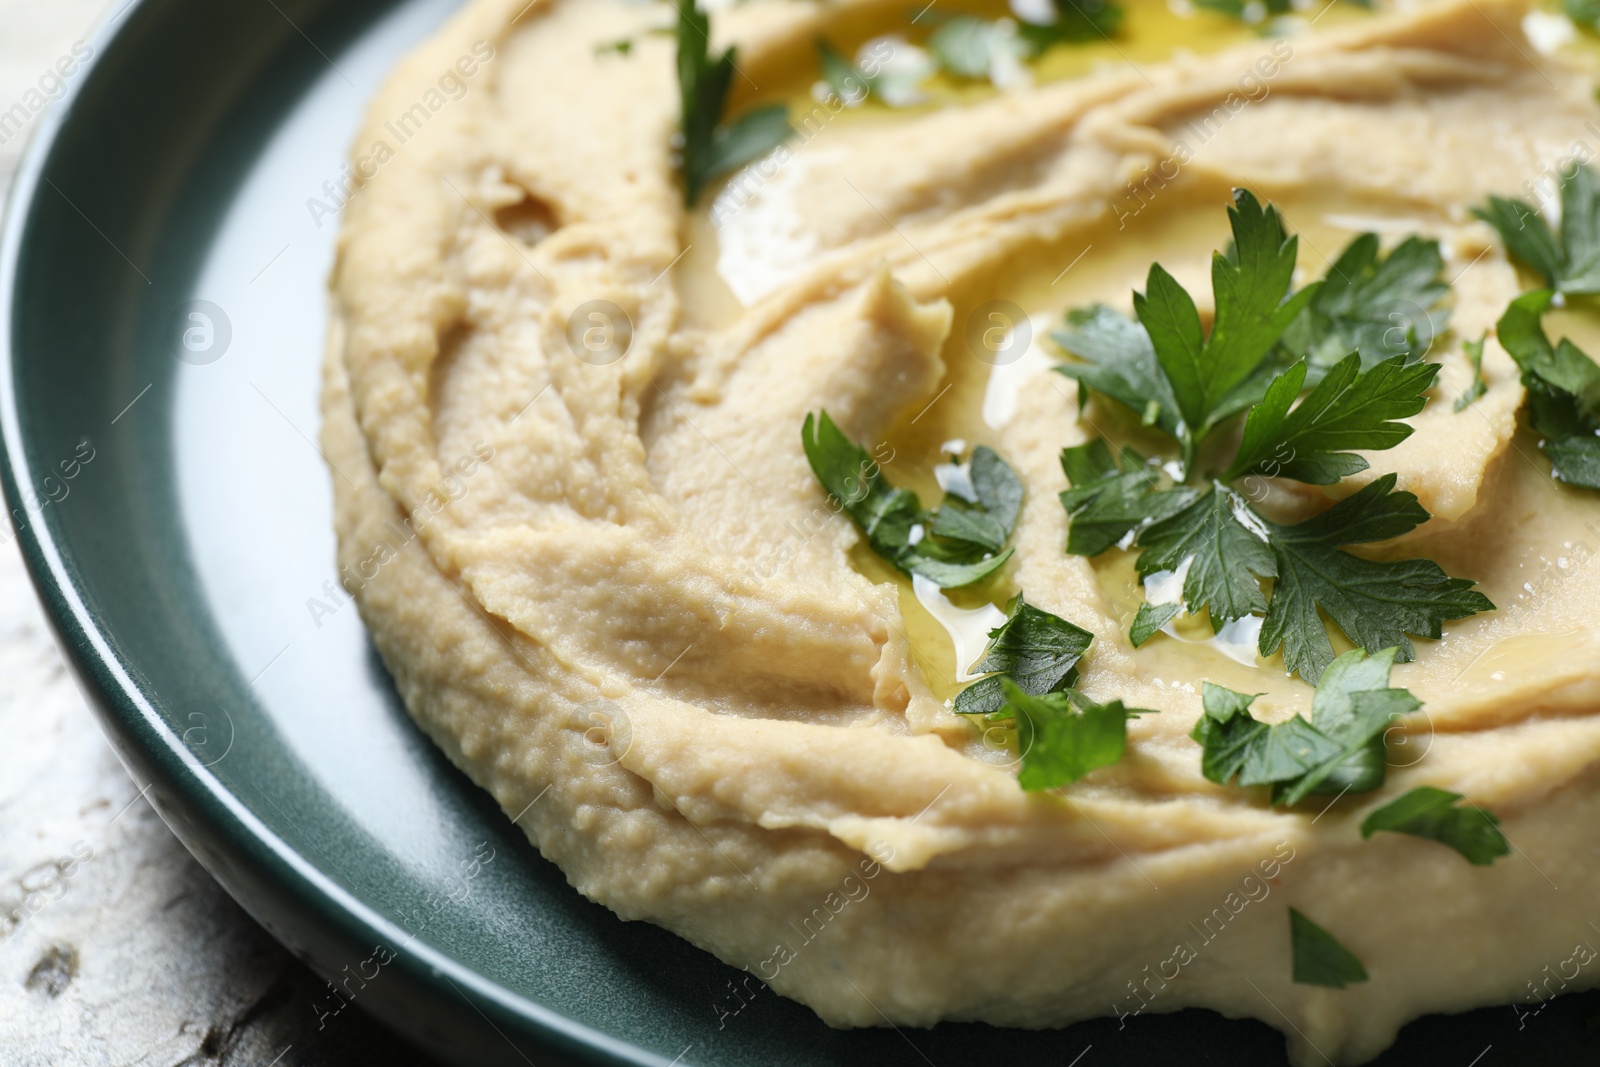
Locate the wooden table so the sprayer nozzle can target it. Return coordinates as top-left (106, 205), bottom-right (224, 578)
top-left (0, 4), bottom-right (437, 1063)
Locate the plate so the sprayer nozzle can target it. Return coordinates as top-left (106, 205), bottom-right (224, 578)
top-left (2, 1), bottom-right (1597, 1063)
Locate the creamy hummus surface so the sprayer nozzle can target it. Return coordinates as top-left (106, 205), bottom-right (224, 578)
top-left (322, 0), bottom-right (1600, 1061)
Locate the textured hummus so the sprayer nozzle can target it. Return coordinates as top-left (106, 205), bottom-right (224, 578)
top-left (322, 0), bottom-right (1600, 1061)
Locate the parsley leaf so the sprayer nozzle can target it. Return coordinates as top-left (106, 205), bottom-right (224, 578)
top-left (1194, 0), bottom-right (1290, 19)
top-left (1360, 786), bottom-right (1509, 865)
top-left (1191, 682), bottom-right (1267, 783)
top-left (677, 0), bottom-right (792, 205)
top-left (931, 446), bottom-right (1024, 552)
top-left (952, 603), bottom-right (1154, 789)
top-left (1129, 601), bottom-right (1182, 647)
top-left (1136, 484), bottom-right (1276, 628)
top-left (1259, 475), bottom-right (1494, 682)
top-left (816, 39), bottom-right (876, 106)
top-left (1053, 304), bottom-right (1184, 439)
top-left (1054, 192), bottom-right (1321, 469)
top-left (1018, 0), bottom-right (1124, 46)
top-left (927, 0), bottom-right (1122, 83)
top-left (802, 411), bottom-right (1016, 587)
top-left (1159, 191), bottom-right (1319, 441)
top-left (1290, 909), bottom-right (1368, 989)
top-left (1279, 233), bottom-right (1451, 373)
top-left (1061, 450), bottom-right (1489, 683)
top-left (1570, 0), bottom-right (1600, 31)
top-left (1473, 161), bottom-right (1600, 294)
top-left (1225, 353), bottom-right (1439, 485)
top-left (1052, 193), bottom-right (1488, 678)
top-left (1192, 648), bottom-right (1419, 806)
top-left (801, 411), bottom-right (918, 542)
top-left (1494, 289), bottom-right (1600, 489)
top-left (1125, 191), bottom-right (1321, 469)
top-left (995, 679), bottom-right (1152, 791)
top-left (1454, 332), bottom-right (1488, 412)
top-left (952, 596), bottom-right (1093, 715)
top-left (1057, 440), bottom-right (1198, 556)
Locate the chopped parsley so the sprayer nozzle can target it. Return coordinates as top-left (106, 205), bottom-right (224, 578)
top-left (801, 411), bottom-right (1018, 587)
top-left (1494, 289), bottom-right (1600, 489)
top-left (1193, 0), bottom-right (1289, 19)
top-left (952, 596), bottom-right (1093, 715)
top-left (1569, 0), bottom-right (1600, 32)
top-left (932, 444), bottom-right (1024, 553)
top-left (927, 0), bottom-right (1122, 83)
top-left (989, 679), bottom-right (1152, 791)
top-left (1474, 161), bottom-right (1600, 295)
top-left (816, 39), bottom-right (876, 105)
top-left (1129, 601), bottom-right (1182, 648)
top-left (1454, 332), bottom-right (1488, 412)
top-left (1019, 0), bottom-right (1124, 45)
top-left (1289, 908), bottom-right (1368, 989)
top-left (1052, 308), bottom-right (1186, 441)
top-left (1191, 647), bottom-right (1418, 807)
top-left (1197, 0), bottom-right (1370, 22)
top-left (1224, 353), bottom-right (1438, 484)
top-left (949, 598), bottom-right (1152, 789)
top-left (1059, 191), bottom-right (1320, 473)
top-left (1256, 475), bottom-right (1491, 682)
top-left (1061, 417), bottom-right (1488, 684)
top-left (1279, 233), bottom-right (1451, 375)
top-left (676, 0), bottom-right (792, 205)
top-left (1057, 440), bottom-right (1196, 556)
top-left (1360, 786), bottom-right (1509, 865)
top-left (1053, 190), bottom-right (1492, 682)
top-left (1137, 483), bottom-right (1275, 627)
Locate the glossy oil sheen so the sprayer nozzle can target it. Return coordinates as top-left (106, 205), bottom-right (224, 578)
top-left (1, 1), bottom-right (1597, 1063)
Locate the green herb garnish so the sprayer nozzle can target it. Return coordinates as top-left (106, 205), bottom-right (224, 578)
top-left (952, 599), bottom-right (1152, 789)
top-left (1191, 647), bottom-right (1418, 807)
top-left (676, 0), bottom-right (792, 205)
top-left (1474, 161), bottom-right (1600, 295)
top-left (1360, 786), bottom-right (1509, 865)
top-left (1054, 191), bottom-right (1492, 681)
top-left (1279, 233), bottom-right (1451, 375)
top-left (952, 596), bottom-right (1093, 715)
top-left (1129, 600), bottom-right (1182, 647)
top-left (1196, 0), bottom-right (1370, 22)
top-left (1454, 332), bottom-right (1488, 412)
top-left (1058, 190), bottom-right (1320, 472)
top-left (1018, 0), bottom-right (1124, 46)
top-left (1494, 289), bottom-right (1600, 489)
top-left (1569, 0), bottom-right (1600, 31)
top-left (989, 678), bottom-right (1152, 791)
top-left (1256, 475), bottom-right (1491, 681)
top-left (801, 411), bottom-right (1018, 587)
top-left (1193, 0), bottom-right (1290, 20)
top-left (816, 39), bottom-right (877, 105)
top-left (1224, 354), bottom-right (1438, 484)
top-left (927, 0), bottom-right (1122, 83)
top-left (1289, 908), bottom-right (1368, 988)
top-left (1056, 440), bottom-right (1196, 556)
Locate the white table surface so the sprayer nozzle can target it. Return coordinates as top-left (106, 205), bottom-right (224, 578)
top-left (0, 4), bottom-right (438, 1064)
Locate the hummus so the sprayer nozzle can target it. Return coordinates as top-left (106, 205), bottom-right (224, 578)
top-left (321, 0), bottom-right (1600, 1062)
